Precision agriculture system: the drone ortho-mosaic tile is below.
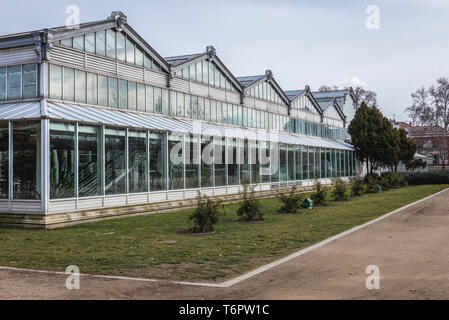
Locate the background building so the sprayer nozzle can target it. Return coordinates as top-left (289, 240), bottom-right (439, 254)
top-left (0, 11), bottom-right (355, 228)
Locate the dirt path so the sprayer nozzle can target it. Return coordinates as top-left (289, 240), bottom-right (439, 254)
top-left (1, 189), bottom-right (449, 300)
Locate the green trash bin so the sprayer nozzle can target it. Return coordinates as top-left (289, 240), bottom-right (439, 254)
top-left (302, 198), bottom-right (313, 209)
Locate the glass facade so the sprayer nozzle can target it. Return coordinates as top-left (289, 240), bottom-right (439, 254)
top-left (0, 64), bottom-right (38, 101)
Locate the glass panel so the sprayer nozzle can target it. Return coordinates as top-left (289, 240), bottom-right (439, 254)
top-left (176, 92), bottom-right (184, 117)
top-left (295, 146), bottom-right (302, 180)
top-left (135, 46), bottom-right (144, 66)
top-left (321, 148), bottom-right (326, 178)
top-left (116, 32), bottom-right (126, 61)
top-left (184, 94), bottom-right (191, 118)
top-left (201, 136), bottom-right (213, 188)
top-left (227, 138), bottom-right (239, 185)
top-left (95, 30), bottom-right (106, 56)
top-left (22, 64), bottom-right (37, 99)
top-left (250, 140), bottom-right (260, 184)
top-left (61, 38), bottom-right (73, 47)
top-left (0, 123), bottom-right (8, 198)
top-left (98, 75), bottom-right (108, 106)
top-left (126, 37), bottom-right (135, 64)
top-left (63, 67), bottom-right (75, 101)
top-left (149, 132), bottom-right (166, 191)
top-left (168, 134), bottom-right (183, 190)
top-left (260, 141), bottom-right (270, 183)
top-left (203, 60), bottom-right (208, 84)
top-left (0, 67), bottom-right (5, 101)
top-left (49, 65), bottom-right (62, 100)
top-left (106, 29), bottom-right (116, 59)
top-left (7, 65), bottom-right (21, 100)
top-left (154, 87), bottom-right (162, 113)
top-left (308, 147), bottom-right (314, 179)
top-left (314, 147), bottom-right (320, 179)
top-left (271, 143), bottom-right (279, 182)
top-left (214, 137), bottom-right (226, 187)
top-left (105, 128), bottom-right (126, 195)
top-left (146, 85), bottom-right (154, 113)
top-left (161, 89), bottom-right (169, 115)
top-left (137, 83), bottom-right (146, 111)
top-left (50, 122), bottom-right (75, 199)
top-left (78, 125), bottom-right (101, 197)
top-left (233, 104), bottom-right (238, 125)
top-left (196, 62), bottom-right (202, 83)
top-left (288, 145), bottom-right (295, 181)
top-left (198, 97), bottom-right (205, 120)
top-left (108, 77), bottom-right (118, 108)
top-left (119, 79), bottom-right (128, 109)
top-left (128, 130), bottom-right (147, 193)
top-left (128, 81), bottom-right (137, 110)
top-left (169, 91), bottom-right (176, 115)
top-left (85, 33), bottom-right (95, 53)
top-left (191, 95), bottom-right (198, 119)
top-left (185, 134), bottom-right (199, 189)
top-left (75, 70), bottom-right (86, 103)
top-left (326, 149), bottom-right (332, 178)
top-left (13, 121), bottom-right (41, 199)
top-left (87, 73), bottom-right (98, 105)
top-left (210, 100), bottom-right (216, 122)
top-left (73, 35), bottom-right (84, 51)
top-left (279, 144), bottom-right (287, 182)
top-left (302, 146), bottom-right (308, 180)
top-left (144, 54), bottom-right (152, 69)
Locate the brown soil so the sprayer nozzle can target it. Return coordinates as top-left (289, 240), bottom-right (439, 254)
top-left (1, 189), bottom-right (449, 300)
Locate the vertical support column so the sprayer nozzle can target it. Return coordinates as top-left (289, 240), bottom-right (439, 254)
top-left (183, 133), bottom-right (186, 197)
top-left (248, 139), bottom-right (252, 185)
top-left (8, 121), bottom-right (12, 208)
top-left (125, 128), bottom-right (129, 204)
top-left (198, 134), bottom-right (201, 192)
top-left (101, 125), bottom-right (105, 207)
top-left (165, 132), bottom-right (169, 199)
top-left (41, 119), bottom-right (50, 214)
top-left (225, 137), bottom-right (228, 193)
top-left (146, 130), bottom-right (150, 202)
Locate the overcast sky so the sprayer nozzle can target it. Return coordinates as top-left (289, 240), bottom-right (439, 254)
top-left (3, 0), bottom-right (449, 121)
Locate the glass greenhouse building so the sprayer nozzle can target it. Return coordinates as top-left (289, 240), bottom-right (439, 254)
top-left (0, 11), bottom-right (356, 228)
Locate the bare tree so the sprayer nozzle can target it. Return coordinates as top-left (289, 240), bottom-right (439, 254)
top-left (318, 85), bottom-right (339, 92)
top-left (353, 87), bottom-right (377, 107)
top-left (406, 87), bottom-right (430, 126)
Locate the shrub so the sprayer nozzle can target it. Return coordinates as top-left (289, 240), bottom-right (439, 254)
top-left (364, 172), bottom-right (379, 184)
top-left (379, 176), bottom-right (391, 191)
top-left (332, 177), bottom-right (349, 201)
top-left (277, 186), bottom-right (303, 213)
top-left (311, 180), bottom-right (327, 206)
top-left (365, 176), bottom-right (380, 194)
top-left (404, 171), bottom-right (449, 185)
top-left (381, 172), bottom-right (406, 189)
top-left (237, 178), bottom-right (263, 221)
top-left (189, 192), bottom-right (220, 233)
top-left (351, 176), bottom-right (365, 196)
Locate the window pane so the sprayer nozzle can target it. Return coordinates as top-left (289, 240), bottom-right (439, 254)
top-left (98, 75), bottom-right (108, 106)
top-left (202, 60), bottom-right (208, 83)
top-left (13, 121), bottom-right (41, 199)
top-left (106, 29), bottom-right (116, 59)
top-left (105, 128), bottom-right (126, 195)
top-left (161, 89), bottom-right (169, 114)
top-left (185, 134), bottom-right (199, 189)
top-left (117, 32), bottom-right (126, 61)
top-left (214, 137), bottom-right (226, 187)
top-left (288, 145), bottom-right (295, 181)
top-left (251, 140), bottom-right (260, 183)
top-left (227, 138), bottom-right (239, 185)
top-left (95, 30), bottom-right (106, 56)
top-left (271, 143), bottom-right (279, 182)
top-left (198, 97), bottom-right (204, 120)
top-left (168, 134), bottom-right (183, 190)
top-left (154, 87), bottom-right (162, 113)
top-left (135, 46), bottom-right (144, 66)
top-left (75, 70), bottom-right (86, 103)
top-left (0, 67), bottom-right (5, 101)
top-left (137, 83), bottom-right (145, 111)
top-left (146, 85), bottom-right (154, 112)
top-left (184, 94), bottom-right (191, 118)
top-left (7, 65), bottom-right (21, 100)
top-left (0, 123), bottom-right (8, 198)
top-left (204, 99), bottom-right (210, 121)
top-left (126, 37), bottom-right (135, 64)
top-left (201, 136), bottom-right (213, 188)
top-left (85, 33), bottom-right (95, 53)
top-left (260, 141), bottom-right (270, 183)
top-left (129, 130), bottom-right (147, 193)
top-left (22, 64), bottom-right (37, 99)
top-left (169, 91), bottom-right (176, 115)
top-left (128, 81), bottom-right (137, 110)
top-left (196, 62), bottom-right (202, 83)
top-left (73, 35), bottom-right (84, 51)
top-left (63, 67), bottom-right (75, 101)
top-left (49, 65), bottom-right (62, 100)
top-left (295, 146), bottom-right (302, 180)
top-left (239, 139), bottom-right (250, 183)
top-left (191, 95), bottom-right (198, 119)
top-left (61, 38), bottom-right (73, 47)
top-left (119, 79), bottom-right (128, 109)
top-left (144, 54), bottom-right (152, 69)
top-left (87, 73), bottom-right (98, 105)
top-left (109, 78), bottom-right (119, 108)
top-left (149, 132), bottom-right (166, 191)
top-left (50, 122), bottom-right (75, 199)
top-left (176, 92), bottom-right (184, 117)
top-left (78, 125), bottom-right (101, 197)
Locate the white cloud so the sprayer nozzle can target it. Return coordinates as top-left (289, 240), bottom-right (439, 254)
top-left (338, 76), bottom-right (368, 88)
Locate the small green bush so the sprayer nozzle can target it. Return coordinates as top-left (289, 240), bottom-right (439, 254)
top-left (277, 186), bottom-right (303, 213)
top-left (332, 177), bottom-right (349, 201)
top-left (237, 178), bottom-right (263, 221)
top-left (189, 192), bottom-right (221, 233)
top-left (365, 176), bottom-right (380, 194)
top-left (381, 172), bottom-right (406, 189)
top-left (311, 180), bottom-right (327, 206)
top-left (379, 176), bottom-right (391, 191)
top-left (351, 176), bottom-right (365, 196)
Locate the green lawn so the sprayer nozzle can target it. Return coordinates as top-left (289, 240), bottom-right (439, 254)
top-left (0, 184), bottom-right (447, 281)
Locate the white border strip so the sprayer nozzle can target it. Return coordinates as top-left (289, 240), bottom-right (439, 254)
top-left (1, 187), bottom-right (448, 288)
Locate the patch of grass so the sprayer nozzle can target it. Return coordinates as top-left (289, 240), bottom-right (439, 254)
top-left (0, 185), bottom-right (446, 281)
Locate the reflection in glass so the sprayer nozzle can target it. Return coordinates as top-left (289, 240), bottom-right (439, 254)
top-left (105, 128), bottom-right (126, 195)
top-left (129, 130), bottom-right (147, 193)
top-left (168, 134), bottom-right (183, 190)
top-left (78, 125), bottom-right (101, 197)
top-left (149, 132), bottom-right (166, 191)
top-left (0, 123), bottom-right (8, 198)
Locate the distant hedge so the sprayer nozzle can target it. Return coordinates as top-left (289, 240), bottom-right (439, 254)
top-left (403, 171), bottom-right (449, 185)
